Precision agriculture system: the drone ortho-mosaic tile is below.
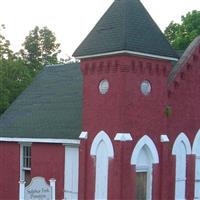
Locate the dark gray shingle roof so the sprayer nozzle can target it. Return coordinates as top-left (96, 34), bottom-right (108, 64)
top-left (73, 0), bottom-right (178, 59)
top-left (0, 63), bottom-right (82, 139)
top-left (168, 36), bottom-right (200, 84)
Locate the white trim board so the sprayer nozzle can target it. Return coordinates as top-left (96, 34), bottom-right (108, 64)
top-left (160, 135), bottom-right (170, 143)
top-left (79, 131), bottom-right (88, 139)
top-left (0, 137), bottom-right (80, 145)
top-left (114, 133), bottom-right (133, 141)
top-left (76, 50), bottom-right (179, 61)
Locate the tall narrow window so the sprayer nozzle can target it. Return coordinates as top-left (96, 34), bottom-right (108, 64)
top-left (95, 141), bottom-right (109, 199)
top-left (172, 133), bottom-right (191, 200)
top-left (131, 135), bottom-right (159, 200)
top-left (64, 146), bottom-right (79, 200)
top-left (135, 146), bottom-right (153, 200)
top-left (192, 130), bottom-right (200, 199)
top-left (20, 144), bottom-right (31, 185)
top-left (90, 131), bottom-right (114, 200)
top-left (136, 172), bottom-right (147, 200)
top-left (174, 142), bottom-right (187, 199)
top-left (194, 156), bottom-right (200, 199)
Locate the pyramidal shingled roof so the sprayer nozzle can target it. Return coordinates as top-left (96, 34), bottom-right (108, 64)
top-left (73, 0), bottom-right (178, 60)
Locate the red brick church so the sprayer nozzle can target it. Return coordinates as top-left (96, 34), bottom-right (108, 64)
top-left (0, 0), bottom-right (200, 199)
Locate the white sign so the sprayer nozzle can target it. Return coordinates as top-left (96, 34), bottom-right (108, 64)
top-left (25, 177), bottom-right (52, 200)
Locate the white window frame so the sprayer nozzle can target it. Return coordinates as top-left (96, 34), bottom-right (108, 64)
top-left (64, 144), bottom-right (79, 200)
top-left (194, 156), bottom-right (200, 199)
top-left (90, 130), bottom-right (114, 158)
top-left (20, 143), bottom-right (32, 181)
top-left (131, 135), bottom-right (159, 200)
top-left (131, 135), bottom-right (159, 165)
top-left (90, 131), bottom-right (114, 200)
top-left (192, 129), bottom-right (200, 199)
top-left (136, 165), bottom-right (153, 200)
top-left (172, 133), bottom-right (191, 200)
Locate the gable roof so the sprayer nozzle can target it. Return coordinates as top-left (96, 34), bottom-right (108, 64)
top-left (73, 0), bottom-right (178, 60)
top-left (168, 36), bottom-right (200, 84)
top-left (0, 63), bottom-right (82, 140)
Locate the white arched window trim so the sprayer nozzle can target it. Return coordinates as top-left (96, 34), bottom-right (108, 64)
top-left (172, 132), bottom-right (192, 200)
top-left (130, 135), bottom-right (159, 200)
top-left (90, 130), bottom-right (114, 158)
top-left (172, 132), bottom-right (192, 155)
top-left (192, 129), bottom-right (200, 199)
top-left (131, 135), bottom-right (159, 165)
top-left (90, 131), bottom-right (114, 200)
top-left (192, 129), bottom-right (200, 155)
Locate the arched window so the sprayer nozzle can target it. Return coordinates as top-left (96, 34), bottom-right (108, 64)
top-left (131, 135), bottom-right (159, 200)
top-left (172, 133), bottom-right (191, 200)
top-left (90, 131), bottom-right (114, 200)
top-left (192, 129), bottom-right (200, 199)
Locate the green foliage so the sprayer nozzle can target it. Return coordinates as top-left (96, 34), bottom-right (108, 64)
top-left (0, 24), bottom-right (13, 59)
top-left (0, 25), bottom-right (63, 115)
top-left (0, 58), bottom-right (32, 114)
top-left (164, 106), bottom-right (172, 118)
top-left (164, 10), bottom-right (200, 50)
top-left (21, 26), bottom-right (61, 73)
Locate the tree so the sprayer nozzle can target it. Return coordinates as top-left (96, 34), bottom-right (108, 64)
top-left (164, 10), bottom-right (200, 50)
top-left (0, 25), bottom-right (32, 115)
top-left (0, 24), bottom-right (13, 59)
top-left (0, 58), bottom-right (32, 114)
top-left (21, 26), bottom-right (61, 73)
top-left (0, 25), bottom-right (68, 115)
top-left (0, 24), bottom-right (12, 114)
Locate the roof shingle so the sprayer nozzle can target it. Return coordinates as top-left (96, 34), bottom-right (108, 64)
top-left (73, 0), bottom-right (178, 59)
top-left (0, 63), bottom-right (82, 139)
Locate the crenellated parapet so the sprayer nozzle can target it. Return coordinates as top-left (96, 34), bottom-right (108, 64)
top-left (80, 55), bottom-right (172, 78)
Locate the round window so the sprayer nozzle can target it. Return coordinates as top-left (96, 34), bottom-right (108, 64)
top-left (141, 80), bottom-right (151, 96)
top-left (99, 80), bottom-right (109, 94)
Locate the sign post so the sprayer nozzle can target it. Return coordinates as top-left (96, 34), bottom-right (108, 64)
top-left (49, 178), bottom-right (56, 200)
top-left (19, 180), bottom-right (25, 200)
top-left (19, 177), bottom-right (56, 200)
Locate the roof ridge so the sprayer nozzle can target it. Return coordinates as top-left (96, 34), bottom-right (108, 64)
top-left (168, 35), bottom-right (200, 84)
top-left (45, 62), bottom-right (80, 68)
